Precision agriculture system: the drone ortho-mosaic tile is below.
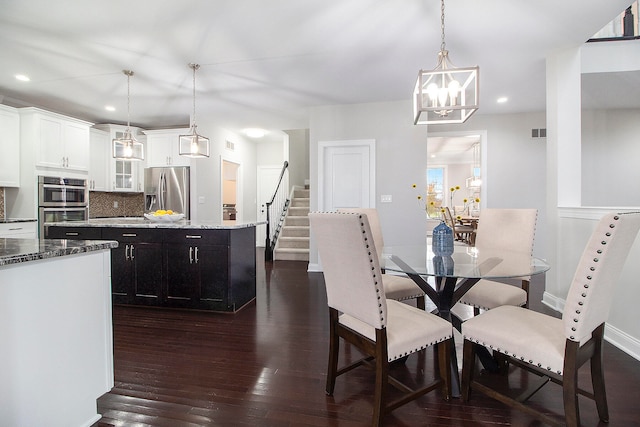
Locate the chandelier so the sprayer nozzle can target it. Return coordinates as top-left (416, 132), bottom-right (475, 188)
top-left (413, 0), bottom-right (479, 125)
top-left (113, 70), bottom-right (144, 161)
top-left (179, 63), bottom-right (210, 158)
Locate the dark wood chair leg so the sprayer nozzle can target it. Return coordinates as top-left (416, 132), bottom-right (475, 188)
top-left (438, 339), bottom-right (452, 400)
top-left (461, 339), bottom-right (476, 401)
top-left (591, 326), bottom-right (609, 422)
top-left (563, 340), bottom-right (580, 427)
top-left (325, 308), bottom-right (339, 395)
top-left (473, 306), bottom-right (481, 316)
top-left (416, 295), bottom-right (426, 310)
top-left (372, 329), bottom-right (389, 427)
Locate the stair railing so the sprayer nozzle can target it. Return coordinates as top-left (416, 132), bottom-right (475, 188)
top-left (264, 161), bottom-right (289, 261)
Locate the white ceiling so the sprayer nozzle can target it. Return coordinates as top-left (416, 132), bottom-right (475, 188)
top-left (0, 0), bottom-right (634, 138)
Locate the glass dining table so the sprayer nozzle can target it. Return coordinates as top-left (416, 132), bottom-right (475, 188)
top-left (382, 243), bottom-right (550, 396)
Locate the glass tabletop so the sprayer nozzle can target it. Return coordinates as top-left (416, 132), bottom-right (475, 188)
top-left (382, 244), bottom-right (550, 280)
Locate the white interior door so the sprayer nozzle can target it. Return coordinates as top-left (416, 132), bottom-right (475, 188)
top-left (318, 140), bottom-right (376, 211)
top-left (257, 165), bottom-right (285, 246)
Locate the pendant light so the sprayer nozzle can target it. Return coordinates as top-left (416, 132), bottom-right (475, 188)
top-left (413, 0), bottom-right (479, 125)
top-left (113, 70), bottom-right (144, 161)
top-left (179, 63), bottom-right (210, 158)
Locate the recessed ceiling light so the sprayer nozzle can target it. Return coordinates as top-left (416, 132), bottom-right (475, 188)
top-left (497, 97), bottom-right (508, 103)
top-left (105, 105), bottom-right (116, 112)
top-left (15, 74), bottom-right (30, 82)
top-left (243, 128), bottom-right (268, 138)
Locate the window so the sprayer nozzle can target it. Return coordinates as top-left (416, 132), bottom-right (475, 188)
top-left (426, 167), bottom-right (445, 218)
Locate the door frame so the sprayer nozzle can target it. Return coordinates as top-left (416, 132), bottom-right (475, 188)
top-left (220, 157), bottom-right (242, 223)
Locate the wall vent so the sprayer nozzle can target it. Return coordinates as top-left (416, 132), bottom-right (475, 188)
top-left (531, 128), bottom-right (547, 138)
top-left (226, 140), bottom-right (235, 151)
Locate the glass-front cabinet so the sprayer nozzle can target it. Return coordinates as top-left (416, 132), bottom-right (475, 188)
top-left (93, 124), bottom-right (145, 192)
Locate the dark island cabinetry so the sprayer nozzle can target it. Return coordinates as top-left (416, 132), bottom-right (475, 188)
top-left (46, 223), bottom-right (257, 312)
top-left (102, 228), bottom-right (163, 306)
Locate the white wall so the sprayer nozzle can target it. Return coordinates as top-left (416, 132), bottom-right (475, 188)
top-left (309, 100), bottom-right (430, 266)
top-left (582, 108), bottom-right (640, 206)
top-left (285, 129), bottom-right (310, 188)
top-left (192, 123), bottom-right (257, 223)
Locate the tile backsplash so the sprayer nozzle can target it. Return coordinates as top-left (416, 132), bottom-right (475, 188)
top-left (90, 191), bottom-right (144, 218)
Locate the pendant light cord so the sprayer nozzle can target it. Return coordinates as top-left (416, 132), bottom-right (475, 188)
top-left (440, 0), bottom-right (446, 53)
top-left (189, 63), bottom-right (200, 129)
top-left (123, 69), bottom-right (134, 130)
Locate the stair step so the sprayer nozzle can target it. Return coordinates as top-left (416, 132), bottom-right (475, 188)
top-left (285, 216), bottom-right (309, 227)
top-left (281, 226), bottom-right (309, 237)
top-left (288, 206), bottom-right (309, 216)
top-left (290, 198), bottom-right (309, 208)
top-left (277, 236), bottom-right (309, 249)
top-left (274, 248), bottom-right (309, 261)
top-left (293, 189), bottom-right (310, 198)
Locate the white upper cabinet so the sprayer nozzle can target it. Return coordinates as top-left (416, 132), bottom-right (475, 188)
top-left (0, 104), bottom-right (20, 187)
top-left (144, 128), bottom-right (191, 167)
top-left (20, 107), bottom-right (92, 173)
top-left (89, 128), bottom-right (109, 191)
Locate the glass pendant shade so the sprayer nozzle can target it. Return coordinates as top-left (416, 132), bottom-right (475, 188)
top-left (179, 63), bottom-right (210, 158)
top-left (113, 129), bottom-right (144, 161)
top-left (113, 70), bottom-right (144, 161)
top-left (179, 125), bottom-right (210, 158)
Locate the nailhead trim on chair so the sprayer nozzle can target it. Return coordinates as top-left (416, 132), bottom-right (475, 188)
top-left (389, 336), bottom-right (450, 362)
top-left (467, 337), bottom-right (563, 375)
top-left (568, 215), bottom-right (618, 341)
top-left (357, 214), bottom-right (386, 324)
top-left (465, 216), bottom-right (624, 375)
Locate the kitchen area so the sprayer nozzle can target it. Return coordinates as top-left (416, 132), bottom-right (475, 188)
top-left (0, 105), bottom-right (262, 427)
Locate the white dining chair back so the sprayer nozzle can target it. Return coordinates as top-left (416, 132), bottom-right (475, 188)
top-left (458, 209), bottom-right (537, 312)
top-left (461, 212), bottom-right (640, 427)
top-left (310, 212), bottom-right (453, 426)
top-left (337, 208), bottom-right (426, 308)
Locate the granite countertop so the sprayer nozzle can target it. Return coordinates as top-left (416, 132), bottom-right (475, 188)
top-left (0, 238), bottom-right (118, 266)
top-left (49, 218), bottom-right (265, 229)
top-left (0, 218), bottom-right (37, 224)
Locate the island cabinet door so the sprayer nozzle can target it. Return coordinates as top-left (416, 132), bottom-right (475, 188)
top-left (163, 243), bottom-right (197, 307)
top-left (195, 245), bottom-right (229, 310)
top-left (131, 242), bottom-right (163, 305)
top-left (104, 228), bottom-right (163, 305)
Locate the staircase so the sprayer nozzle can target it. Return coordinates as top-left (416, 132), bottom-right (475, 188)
top-left (274, 187), bottom-right (309, 261)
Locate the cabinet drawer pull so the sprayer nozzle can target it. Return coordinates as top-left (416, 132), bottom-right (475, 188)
top-left (65, 232), bottom-right (80, 236)
top-left (122, 233), bottom-right (137, 237)
top-left (9, 227), bottom-right (23, 231)
top-left (189, 246), bottom-right (194, 264)
top-left (186, 235), bottom-right (202, 239)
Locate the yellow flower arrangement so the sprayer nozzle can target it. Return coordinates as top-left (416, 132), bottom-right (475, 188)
top-left (413, 183), bottom-right (443, 218)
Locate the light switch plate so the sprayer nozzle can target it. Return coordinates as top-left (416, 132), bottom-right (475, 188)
top-left (380, 195), bottom-right (392, 203)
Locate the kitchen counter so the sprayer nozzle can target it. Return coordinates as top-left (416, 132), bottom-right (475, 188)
top-left (1, 237), bottom-right (115, 427)
top-left (0, 218), bottom-right (37, 223)
top-left (51, 217), bottom-right (264, 229)
top-left (47, 220), bottom-right (258, 313)
top-left (0, 237), bottom-right (118, 266)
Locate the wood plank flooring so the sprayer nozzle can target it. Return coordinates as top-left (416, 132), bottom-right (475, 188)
top-left (94, 251), bottom-right (640, 426)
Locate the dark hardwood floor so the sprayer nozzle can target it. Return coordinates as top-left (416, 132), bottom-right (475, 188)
top-left (94, 251), bottom-right (640, 426)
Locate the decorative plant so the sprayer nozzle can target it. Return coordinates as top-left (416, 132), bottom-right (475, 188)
top-left (412, 183), bottom-right (443, 218)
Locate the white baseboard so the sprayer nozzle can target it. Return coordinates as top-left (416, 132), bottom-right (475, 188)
top-left (542, 291), bottom-right (640, 362)
top-left (307, 263), bottom-right (322, 272)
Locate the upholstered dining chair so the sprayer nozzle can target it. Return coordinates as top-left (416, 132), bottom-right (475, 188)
top-left (461, 212), bottom-right (640, 427)
top-left (309, 212), bottom-right (453, 427)
top-left (337, 208), bottom-right (426, 310)
top-left (457, 209), bottom-right (537, 315)
top-left (444, 207), bottom-right (475, 245)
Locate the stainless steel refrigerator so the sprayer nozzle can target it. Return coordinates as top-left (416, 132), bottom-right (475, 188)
top-left (144, 166), bottom-right (190, 218)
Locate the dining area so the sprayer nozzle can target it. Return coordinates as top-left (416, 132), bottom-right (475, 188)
top-left (309, 209), bottom-right (640, 427)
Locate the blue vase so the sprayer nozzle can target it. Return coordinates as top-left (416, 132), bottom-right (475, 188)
top-left (432, 220), bottom-right (454, 256)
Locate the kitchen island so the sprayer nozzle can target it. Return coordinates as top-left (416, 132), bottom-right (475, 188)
top-left (0, 237), bottom-right (117, 427)
top-left (46, 218), bottom-right (258, 312)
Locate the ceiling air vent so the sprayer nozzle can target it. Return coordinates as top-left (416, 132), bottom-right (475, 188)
top-left (226, 140), bottom-right (235, 151)
top-left (531, 128), bottom-right (547, 139)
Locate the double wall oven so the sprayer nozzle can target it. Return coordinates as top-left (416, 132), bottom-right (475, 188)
top-left (38, 176), bottom-right (89, 237)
